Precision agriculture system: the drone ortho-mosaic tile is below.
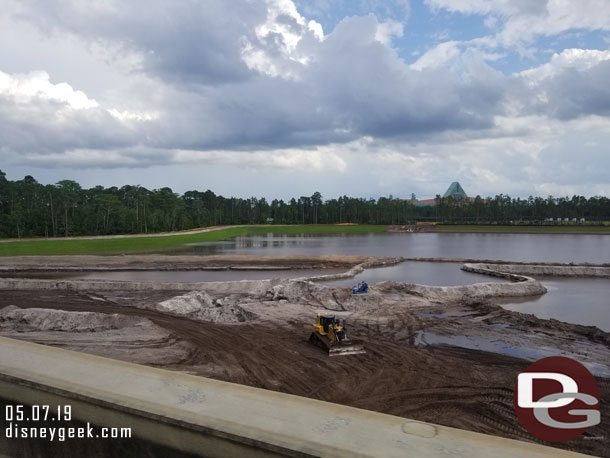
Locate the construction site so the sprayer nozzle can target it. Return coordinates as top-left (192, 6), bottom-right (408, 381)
top-left (0, 254), bottom-right (608, 456)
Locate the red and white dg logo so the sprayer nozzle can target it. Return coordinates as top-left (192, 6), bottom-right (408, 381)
top-left (514, 356), bottom-right (601, 442)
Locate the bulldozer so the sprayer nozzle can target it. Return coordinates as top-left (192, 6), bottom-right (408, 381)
top-left (309, 313), bottom-right (366, 356)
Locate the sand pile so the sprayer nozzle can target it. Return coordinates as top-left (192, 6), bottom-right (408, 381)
top-left (266, 281), bottom-right (347, 307)
top-left (266, 276), bottom-right (546, 312)
top-left (155, 291), bottom-right (256, 323)
top-left (0, 305), bottom-right (142, 332)
top-left (266, 280), bottom-right (411, 313)
top-left (0, 305), bottom-right (194, 366)
top-left (267, 281), bottom-right (317, 302)
top-left (375, 278), bottom-right (546, 300)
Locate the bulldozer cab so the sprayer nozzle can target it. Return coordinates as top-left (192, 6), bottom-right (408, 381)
top-left (318, 314), bottom-right (336, 333)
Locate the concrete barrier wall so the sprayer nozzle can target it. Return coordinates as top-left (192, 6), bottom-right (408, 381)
top-left (0, 337), bottom-right (585, 458)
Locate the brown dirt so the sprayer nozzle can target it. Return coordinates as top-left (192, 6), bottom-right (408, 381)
top-left (0, 254), bottom-right (377, 272)
top-left (0, 303), bottom-right (193, 366)
top-left (0, 289), bottom-right (608, 456)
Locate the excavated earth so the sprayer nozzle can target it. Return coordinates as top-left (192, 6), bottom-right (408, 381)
top-left (0, 254), bottom-right (379, 272)
top-left (0, 255), bottom-right (608, 456)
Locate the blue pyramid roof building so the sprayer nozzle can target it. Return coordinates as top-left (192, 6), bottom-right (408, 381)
top-left (442, 182), bottom-right (468, 199)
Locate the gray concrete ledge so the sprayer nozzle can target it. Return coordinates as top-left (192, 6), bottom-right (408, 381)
top-left (0, 337), bottom-right (587, 458)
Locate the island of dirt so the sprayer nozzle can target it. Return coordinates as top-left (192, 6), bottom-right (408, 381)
top-left (0, 254), bottom-right (381, 271)
top-left (0, 255), bottom-right (608, 456)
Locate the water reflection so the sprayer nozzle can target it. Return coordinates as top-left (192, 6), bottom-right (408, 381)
top-left (183, 232), bottom-right (610, 263)
top-left (324, 262), bottom-right (506, 287)
top-left (497, 277), bottom-right (610, 331)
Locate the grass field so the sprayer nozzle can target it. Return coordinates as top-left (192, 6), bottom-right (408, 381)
top-left (435, 225), bottom-right (610, 233)
top-left (0, 225), bottom-right (387, 256)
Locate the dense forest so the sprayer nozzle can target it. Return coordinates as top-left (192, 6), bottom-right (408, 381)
top-left (1, 170), bottom-right (609, 238)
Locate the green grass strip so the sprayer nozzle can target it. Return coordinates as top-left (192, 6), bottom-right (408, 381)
top-left (0, 225), bottom-right (387, 256)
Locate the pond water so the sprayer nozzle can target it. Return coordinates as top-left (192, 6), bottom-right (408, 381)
top-left (184, 232), bottom-right (610, 263)
top-left (497, 277), bottom-right (610, 332)
top-left (323, 261), bottom-right (507, 286)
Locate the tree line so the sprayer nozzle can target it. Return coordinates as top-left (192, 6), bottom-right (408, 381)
top-left (0, 170), bottom-right (608, 238)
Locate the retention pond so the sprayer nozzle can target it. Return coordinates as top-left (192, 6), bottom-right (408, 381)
top-left (182, 232), bottom-right (610, 331)
top-left (184, 232), bottom-right (610, 263)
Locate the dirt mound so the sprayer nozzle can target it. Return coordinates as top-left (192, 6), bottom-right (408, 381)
top-left (155, 291), bottom-right (256, 323)
top-left (157, 291), bottom-right (215, 311)
top-left (469, 301), bottom-right (610, 346)
top-left (265, 280), bottom-right (418, 314)
top-left (267, 281), bottom-right (320, 302)
top-left (266, 280), bottom-right (351, 310)
top-left (465, 263), bottom-right (610, 278)
top-left (375, 277), bottom-right (546, 300)
top-left (0, 305), bottom-right (141, 332)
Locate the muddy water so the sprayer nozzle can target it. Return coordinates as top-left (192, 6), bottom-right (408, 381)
top-left (497, 277), bottom-right (610, 331)
top-left (184, 232), bottom-right (610, 263)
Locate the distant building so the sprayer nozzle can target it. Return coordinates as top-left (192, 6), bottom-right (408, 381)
top-left (443, 182), bottom-right (468, 199)
top-left (411, 182), bottom-right (476, 207)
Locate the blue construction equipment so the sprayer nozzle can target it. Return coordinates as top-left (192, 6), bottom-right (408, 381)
top-left (352, 281), bottom-right (369, 294)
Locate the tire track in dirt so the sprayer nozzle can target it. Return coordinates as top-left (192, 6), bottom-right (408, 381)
top-left (1, 290), bottom-right (608, 456)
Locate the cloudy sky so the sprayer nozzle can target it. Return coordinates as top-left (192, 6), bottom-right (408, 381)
top-left (1, 0), bottom-right (609, 200)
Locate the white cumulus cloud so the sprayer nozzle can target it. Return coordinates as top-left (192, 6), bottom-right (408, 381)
top-left (0, 70), bottom-right (98, 110)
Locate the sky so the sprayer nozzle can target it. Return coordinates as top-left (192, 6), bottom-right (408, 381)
top-left (1, 0), bottom-right (609, 200)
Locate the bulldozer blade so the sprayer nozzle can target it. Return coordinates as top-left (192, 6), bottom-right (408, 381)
top-left (328, 342), bottom-right (366, 357)
top-left (329, 347), bottom-right (366, 356)
top-left (309, 332), bottom-right (366, 356)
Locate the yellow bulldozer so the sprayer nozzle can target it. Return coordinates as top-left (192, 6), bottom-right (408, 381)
top-left (309, 313), bottom-right (366, 356)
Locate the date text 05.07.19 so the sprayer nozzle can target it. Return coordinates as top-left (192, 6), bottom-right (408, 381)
top-left (5, 405), bottom-right (72, 422)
